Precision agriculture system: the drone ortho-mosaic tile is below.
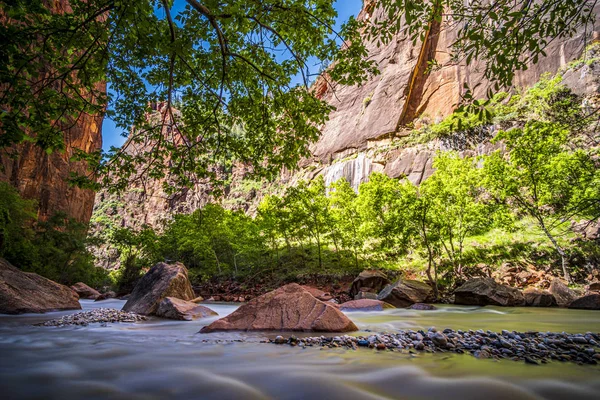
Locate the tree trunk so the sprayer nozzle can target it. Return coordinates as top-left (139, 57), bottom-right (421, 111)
top-left (538, 217), bottom-right (570, 283)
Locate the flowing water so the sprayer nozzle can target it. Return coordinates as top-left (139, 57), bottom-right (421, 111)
top-left (1, 300), bottom-right (600, 400)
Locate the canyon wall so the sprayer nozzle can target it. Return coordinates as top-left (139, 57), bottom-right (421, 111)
top-left (93, 1), bottom-right (600, 234)
top-left (0, 1), bottom-right (105, 224)
top-left (310, 1), bottom-right (594, 163)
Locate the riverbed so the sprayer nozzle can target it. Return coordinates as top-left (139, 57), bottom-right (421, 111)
top-left (1, 300), bottom-right (599, 400)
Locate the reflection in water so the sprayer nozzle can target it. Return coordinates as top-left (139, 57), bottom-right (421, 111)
top-left (1, 300), bottom-right (599, 400)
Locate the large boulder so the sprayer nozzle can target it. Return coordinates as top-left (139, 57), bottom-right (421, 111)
top-left (339, 299), bottom-right (394, 311)
top-left (301, 285), bottom-right (333, 302)
top-left (0, 258), bottom-right (81, 314)
top-left (454, 278), bottom-right (525, 307)
top-left (549, 278), bottom-right (577, 307)
top-left (200, 283), bottom-right (357, 333)
top-left (523, 288), bottom-right (557, 307)
top-left (122, 262), bottom-right (195, 315)
top-left (377, 279), bottom-right (434, 308)
top-left (155, 297), bottom-right (218, 321)
top-left (94, 291), bottom-right (116, 301)
top-left (569, 294), bottom-right (600, 310)
top-left (587, 282), bottom-right (600, 292)
top-left (71, 282), bottom-right (101, 300)
top-left (348, 270), bottom-right (390, 298)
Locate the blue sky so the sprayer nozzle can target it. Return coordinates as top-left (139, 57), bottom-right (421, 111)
top-left (101, 0), bottom-right (363, 151)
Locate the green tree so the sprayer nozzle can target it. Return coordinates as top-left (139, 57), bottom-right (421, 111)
top-left (356, 172), bottom-right (414, 256)
top-left (284, 176), bottom-right (331, 268)
top-left (0, 182), bottom-right (37, 263)
top-left (1, 0), bottom-right (375, 192)
top-left (421, 152), bottom-right (492, 279)
top-left (373, 1), bottom-right (595, 91)
top-left (484, 121), bottom-right (595, 282)
top-left (329, 177), bottom-right (364, 268)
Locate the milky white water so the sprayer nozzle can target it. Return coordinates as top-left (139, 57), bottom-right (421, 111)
top-left (1, 300), bottom-right (599, 400)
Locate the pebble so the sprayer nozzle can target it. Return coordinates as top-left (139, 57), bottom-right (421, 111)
top-left (35, 309), bottom-right (146, 327)
top-left (268, 328), bottom-right (600, 366)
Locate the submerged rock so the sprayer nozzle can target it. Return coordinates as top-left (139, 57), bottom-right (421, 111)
top-left (549, 279), bottom-right (577, 307)
top-left (377, 279), bottom-right (434, 307)
top-left (122, 262), bottom-right (195, 315)
top-left (348, 270), bottom-right (390, 298)
top-left (155, 297), bottom-right (218, 320)
top-left (454, 278), bottom-right (525, 307)
top-left (71, 282), bottom-right (101, 300)
top-left (339, 299), bottom-right (394, 311)
top-left (0, 258), bottom-right (81, 314)
top-left (409, 303), bottom-right (437, 310)
top-left (569, 294), bottom-right (600, 310)
top-left (523, 288), bottom-right (557, 307)
top-left (200, 283), bottom-right (357, 333)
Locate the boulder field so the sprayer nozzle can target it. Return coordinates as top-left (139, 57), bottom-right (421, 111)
top-left (200, 283), bottom-right (358, 333)
top-left (0, 258), bottom-right (81, 314)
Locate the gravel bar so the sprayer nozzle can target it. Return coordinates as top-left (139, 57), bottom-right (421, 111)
top-left (269, 328), bottom-right (600, 365)
top-left (35, 308), bottom-right (147, 327)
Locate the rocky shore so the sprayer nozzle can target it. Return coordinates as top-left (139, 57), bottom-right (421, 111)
top-left (269, 329), bottom-right (600, 366)
top-left (35, 308), bottom-right (147, 327)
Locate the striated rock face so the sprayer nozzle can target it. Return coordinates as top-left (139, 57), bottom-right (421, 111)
top-left (155, 297), bottom-right (218, 321)
top-left (0, 258), bottom-right (81, 314)
top-left (454, 278), bottom-right (525, 307)
top-left (122, 262), bottom-right (195, 315)
top-left (311, 2), bottom-right (596, 161)
top-left (0, 1), bottom-right (105, 224)
top-left (377, 279), bottom-right (434, 308)
top-left (200, 283), bottom-right (357, 333)
top-left (71, 282), bottom-right (101, 300)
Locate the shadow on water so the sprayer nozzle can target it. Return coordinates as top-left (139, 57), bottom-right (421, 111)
top-left (1, 300), bottom-right (599, 400)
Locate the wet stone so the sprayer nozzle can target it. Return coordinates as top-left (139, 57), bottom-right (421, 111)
top-left (266, 328), bottom-right (600, 366)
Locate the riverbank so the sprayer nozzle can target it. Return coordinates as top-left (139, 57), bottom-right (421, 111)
top-left (2, 300), bottom-right (600, 400)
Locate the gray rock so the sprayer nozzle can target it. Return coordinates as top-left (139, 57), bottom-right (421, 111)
top-left (569, 294), bottom-right (600, 310)
top-left (71, 282), bottom-right (101, 300)
top-left (122, 262), bottom-right (195, 315)
top-left (0, 258), bottom-right (81, 314)
top-left (377, 279), bottom-right (434, 307)
top-left (454, 278), bottom-right (525, 307)
top-left (348, 270), bottom-right (390, 298)
top-left (155, 297), bottom-right (218, 321)
top-left (549, 279), bottom-right (577, 307)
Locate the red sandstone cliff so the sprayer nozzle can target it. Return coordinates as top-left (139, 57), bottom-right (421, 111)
top-left (310, 1), bottom-right (596, 162)
top-left (92, 1), bottom-right (599, 233)
top-left (0, 1), bottom-right (105, 224)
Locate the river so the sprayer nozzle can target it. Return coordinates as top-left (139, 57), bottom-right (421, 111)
top-left (1, 300), bottom-right (599, 400)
